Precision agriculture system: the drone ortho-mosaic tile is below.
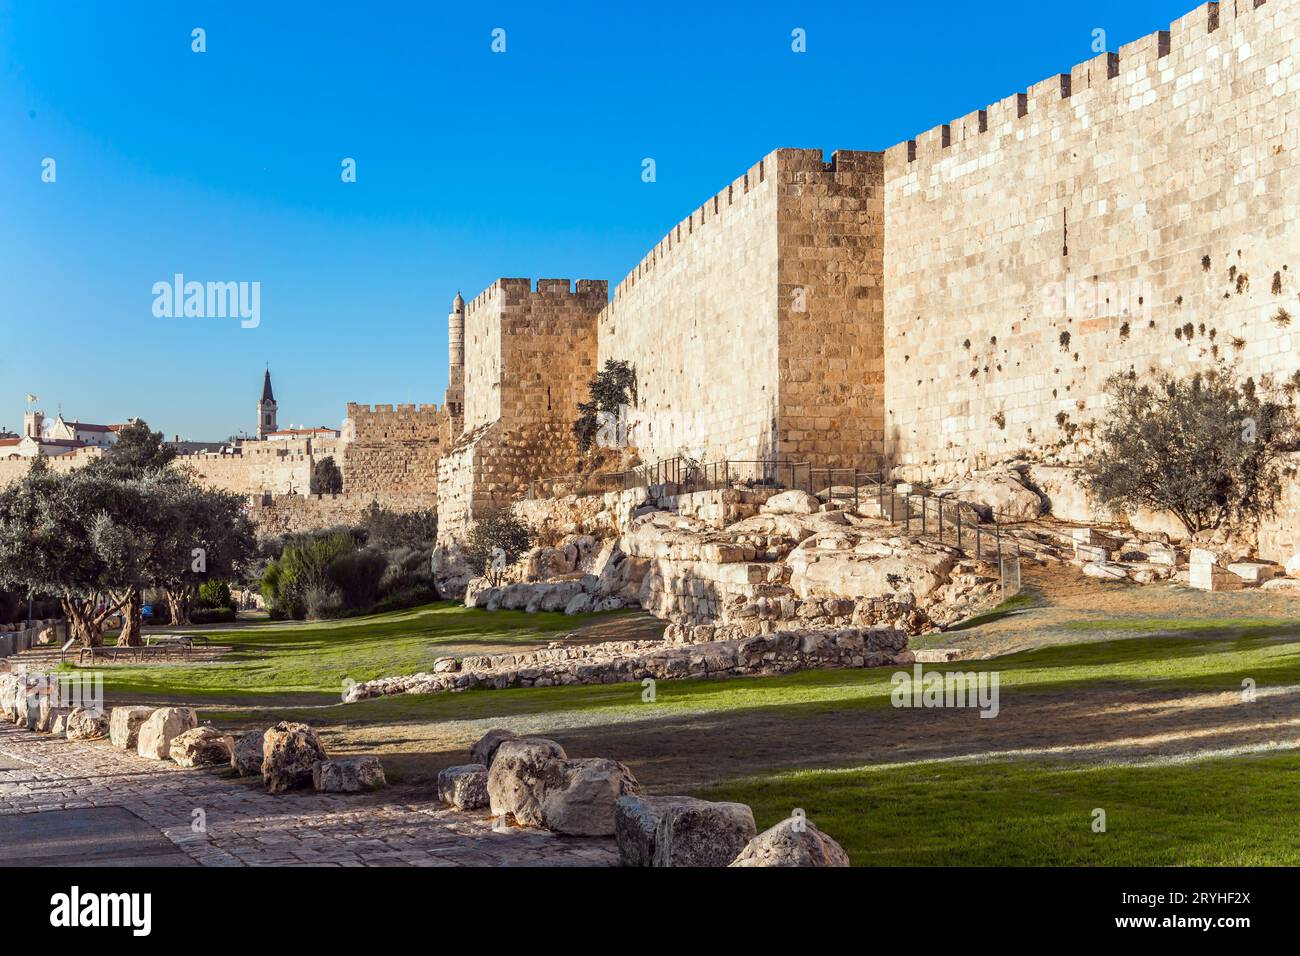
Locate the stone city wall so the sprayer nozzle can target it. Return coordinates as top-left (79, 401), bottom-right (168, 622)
top-left (0, 447), bottom-right (106, 487)
top-left (595, 148), bottom-right (886, 470)
top-left (246, 491), bottom-right (436, 537)
top-left (881, 0), bottom-right (1300, 475)
top-left (341, 402), bottom-right (446, 502)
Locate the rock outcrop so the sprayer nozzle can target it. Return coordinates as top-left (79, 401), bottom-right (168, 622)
top-left (230, 730), bottom-right (266, 776)
top-left (728, 818), bottom-right (851, 867)
top-left (437, 763), bottom-right (490, 810)
top-left (261, 721), bottom-right (327, 794)
top-left (652, 799), bottom-right (757, 867)
top-left (109, 706), bottom-right (155, 750)
top-left (312, 756), bottom-right (387, 792)
top-left (137, 707), bottom-right (197, 759)
top-left (65, 707), bottom-right (109, 741)
top-left (486, 737), bottom-right (567, 827)
top-left (169, 726), bottom-right (233, 768)
top-left (469, 728), bottom-right (517, 767)
top-left (538, 758), bottom-right (642, 836)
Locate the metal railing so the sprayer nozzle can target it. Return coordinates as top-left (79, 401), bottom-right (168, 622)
top-left (528, 457), bottom-right (813, 500)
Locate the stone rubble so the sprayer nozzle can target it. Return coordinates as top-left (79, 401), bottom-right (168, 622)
top-left (312, 756), bottom-right (388, 793)
top-left (345, 625), bottom-right (908, 702)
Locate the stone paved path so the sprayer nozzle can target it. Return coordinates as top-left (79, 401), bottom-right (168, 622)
top-left (0, 724), bottom-right (616, 867)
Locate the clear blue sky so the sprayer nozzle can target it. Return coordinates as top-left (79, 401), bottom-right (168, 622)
top-left (0, 0), bottom-right (1195, 440)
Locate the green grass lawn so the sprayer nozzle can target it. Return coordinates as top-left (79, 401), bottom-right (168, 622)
top-left (224, 620), bottom-right (1300, 726)
top-left (75, 602), bottom-right (638, 703)
top-left (698, 751), bottom-right (1300, 865)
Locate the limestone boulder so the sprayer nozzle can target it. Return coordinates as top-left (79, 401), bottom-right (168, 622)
top-left (788, 538), bottom-right (957, 601)
top-left (137, 707), bottom-right (197, 759)
top-left (49, 713), bottom-right (70, 736)
top-left (1026, 465), bottom-right (1115, 524)
top-left (538, 758), bottom-right (642, 836)
top-left (14, 682), bottom-right (37, 730)
top-left (169, 726), bottom-right (233, 768)
top-left (261, 721), bottom-right (327, 793)
top-left (728, 818), bottom-right (851, 867)
top-left (652, 799), bottom-right (757, 867)
top-left (469, 728), bottom-right (518, 767)
top-left (437, 763), bottom-right (490, 810)
top-left (1082, 562), bottom-right (1128, 581)
top-left (614, 794), bottom-right (711, 867)
top-left (65, 707), bottom-right (109, 741)
top-left (431, 543), bottom-right (474, 601)
top-left (486, 736), bottom-right (567, 827)
top-left (230, 729), bottom-right (265, 776)
top-left (1227, 562), bottom-right (1279, 586)
top-left (1128, 507), bottom-right (1189, 542)
top-left (312, 756), bottom-right (386, 792)
top-left (1286, 552), bottom-right (1300, 578)
top-left (762, 490), bottom-right (821, 516)
top-left (109, 706), bottom-right (155, 750)
top-left (0, 674), bottom-right (18, 721)
top-left (937, 472), bottom-right (1042, 522)
top-left (564, 592), bottom-right (593, 615)
top-left (38, 702), bottom-right (72, 734)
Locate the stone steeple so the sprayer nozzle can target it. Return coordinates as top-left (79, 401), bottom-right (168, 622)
top-left (257, 368), bottom-right (278, 439)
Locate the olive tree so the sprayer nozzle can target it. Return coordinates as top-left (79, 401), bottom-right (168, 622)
top-left (1083, 365), bottom-right (1297, 535)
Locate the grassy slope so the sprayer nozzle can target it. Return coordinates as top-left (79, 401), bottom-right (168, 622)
top-left (80, 602), bottom-right (635, 702)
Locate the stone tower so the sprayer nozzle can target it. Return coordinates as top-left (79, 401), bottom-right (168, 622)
top-left (23, 409), bottom-right (43, 439)
top-left (257, 368), bottom-right (278, 440)
top-left (443, 292), bottom-right (465, 434)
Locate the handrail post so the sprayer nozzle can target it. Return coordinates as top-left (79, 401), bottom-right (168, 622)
top-left (904, 494), bottom-right (911, 533)
top-left (921, 496), bottom-right (927, 535)
top-left (937, 497), bottom-right (943, 543)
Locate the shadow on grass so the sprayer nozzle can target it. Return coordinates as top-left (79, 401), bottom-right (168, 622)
top-left (696, 750), bottom-right (1300, 865)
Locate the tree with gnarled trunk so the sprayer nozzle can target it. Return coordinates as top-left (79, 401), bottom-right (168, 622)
top-left (1084, 364), bottom-right (1297, 535)
top-left (0, 452), bottom-right (256, 646)
top-left (0, 459), bottom-right (133, 645)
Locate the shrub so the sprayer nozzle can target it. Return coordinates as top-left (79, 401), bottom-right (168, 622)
top-left (463, 508), bottom-right (535, 585)
top-left (310, 456), bottom-right (344, 494)
top-left (190, 607), bottom-right (235, 625)
top-left (327, 548), bottom-right (388, 610)
top-left (260, 532), bottom-right (355, 618)
top-left (304, 586), bottom-right (343, 621)
top-left (197, 579), bottom-right (233, 610)
top-left (1083, 364), bottom-right (1297, 534)
top-left (359, 503), bottom-right (437, 551)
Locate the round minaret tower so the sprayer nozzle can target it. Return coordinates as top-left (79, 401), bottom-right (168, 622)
top-left (257, 368), bottom-right (278, 440)
top-left (448, 291), bottom-right (465, 371)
